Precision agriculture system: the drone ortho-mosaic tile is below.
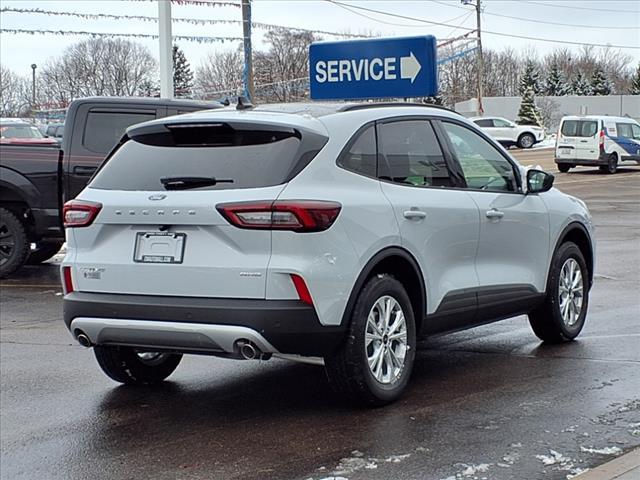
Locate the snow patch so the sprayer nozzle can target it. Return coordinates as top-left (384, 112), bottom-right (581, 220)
top-left (385, 454), bottom-right (411, 463)
top-left (580, 446), bottom-right (622, 455)
top-left (536, 450), bottom-right (569, 466)
top-left (566, 468), bottom-right (589, 479)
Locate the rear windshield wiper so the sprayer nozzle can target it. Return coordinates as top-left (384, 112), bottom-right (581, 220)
top-left (160, 176), bottom-right (234, 190)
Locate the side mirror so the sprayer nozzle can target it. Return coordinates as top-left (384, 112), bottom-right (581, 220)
top-left (527, 169), bottom-right (554, 194)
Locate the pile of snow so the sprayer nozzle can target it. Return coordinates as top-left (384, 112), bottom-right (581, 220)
top-left (579, 446), bottom-right (622, 455)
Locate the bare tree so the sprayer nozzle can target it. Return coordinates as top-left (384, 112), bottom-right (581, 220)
top-left (0, 65), bottom-right (31, 116)
top-left (195, 49), bottom-right (243, 99)
top-left (37, 38), bottom-right (157, 108)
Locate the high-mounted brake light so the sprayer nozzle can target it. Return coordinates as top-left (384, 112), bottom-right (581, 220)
top-left (217, 200), bottom-right (341, 232)
top-left (62, 266), bottom-right (74, 294)
top-left (63, 200), bottom-right (102, 228)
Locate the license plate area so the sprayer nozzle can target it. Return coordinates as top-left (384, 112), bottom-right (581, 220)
top-left (560, 148), bottom-right (573, 155)
top-left (133, 232), bottom-right (186, 264)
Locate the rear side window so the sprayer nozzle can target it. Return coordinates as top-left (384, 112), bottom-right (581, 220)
top-left (378, 120), bottom-right (453, 188)
top-left (616, 123), bottom-right (633, 138)
top-left (84, 111), bottom-right (156, 154)
top-left (474, 119), bottom-right (494, 128)
top-left (561, 120), bottom-right (598, 138)
top-left (89, 125), bottom-right (320, 191)
top-left (339, 125), bottom-right (377, 177)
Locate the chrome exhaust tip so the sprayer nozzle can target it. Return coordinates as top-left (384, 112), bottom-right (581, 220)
top-left (76, 332), bottom-right (92, 348)
top-left (237, 340), bottom-right (259, 360)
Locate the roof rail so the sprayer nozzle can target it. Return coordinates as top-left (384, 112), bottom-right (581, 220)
top-left (339, 102), bottom-right (458, 114)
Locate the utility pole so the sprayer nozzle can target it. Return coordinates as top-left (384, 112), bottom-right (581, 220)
top-left (158, 0), bottom-right (174, 99)
top-left (241, 0), bottom-right (255, 101)
top-left (475, 0), bottom-right (484, 115)
top-left (30, 64), bottom-right (37, 108)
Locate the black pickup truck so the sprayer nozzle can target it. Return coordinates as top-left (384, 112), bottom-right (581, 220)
top-left (0, 96), bottom-right (219, 277)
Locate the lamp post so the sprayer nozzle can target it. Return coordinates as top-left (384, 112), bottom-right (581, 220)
top-left (461, 0), bottom-right (483, 115)
top-left (30, 64), bottom-right (37, 109)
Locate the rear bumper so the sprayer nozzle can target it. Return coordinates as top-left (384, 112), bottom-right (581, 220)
top-left (555, 152), bottom-right (608, 165)
top-left (63, 292), bottom-right (345, 356)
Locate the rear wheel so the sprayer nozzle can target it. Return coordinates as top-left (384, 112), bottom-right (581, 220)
top-left (94, 345), bottom-right (182, 385)
top-left (27, 241), bottom-right (63, 265)
top-left (557, 164), bottom-right (571, 173)
top-left (518, 133), bottom-right (535, 149)
top-left (325, 274), bottom-right (416, 406)
top-left (0, 207), bottom-right (30, 278)
top-left (599, 153), bottom-right (618, 174)
top-left (529, 242), bottom-right (589, 343)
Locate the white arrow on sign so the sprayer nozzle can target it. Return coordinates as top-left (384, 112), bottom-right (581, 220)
top-left (400, 51), bottom-right (422, 84)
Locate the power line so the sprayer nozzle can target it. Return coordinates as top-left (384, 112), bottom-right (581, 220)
top-left (0, 7), bottom-right (373, 38)
top-left (326, 0), bottom-right (640, 50)
top-left (521, 1), bottom-right (640, 14)
top-left (0, 28), bottom-right (241, 43)
top-left (428, 0), bottom-right (639, 30)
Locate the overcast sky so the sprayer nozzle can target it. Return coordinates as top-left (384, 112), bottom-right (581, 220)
top-left (1, 0), bottom-right (639, 78)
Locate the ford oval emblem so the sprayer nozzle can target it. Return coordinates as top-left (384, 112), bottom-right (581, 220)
top-left (148, 194), bottom-right (167, 201)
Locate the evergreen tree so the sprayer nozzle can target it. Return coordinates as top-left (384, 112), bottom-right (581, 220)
top-left (571, 72), bottom-right (592, 95)
top-left (544, 63), bottom-right (570, 96)
top-left (629, 63), bottom-right (640, 95)
top-left (172, 45), bottom-right (193, 97)
top-left (590, 65), bottom-right (612, 96)
top-left (519, 60), bottom-right (541, 95)
top-left (517, 86), bottom-right (542, 126)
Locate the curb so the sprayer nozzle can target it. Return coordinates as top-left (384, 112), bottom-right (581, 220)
top-left (575, 448), bottom-right (640, 480)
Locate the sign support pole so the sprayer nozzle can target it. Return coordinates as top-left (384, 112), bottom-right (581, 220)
top-left (475, 0), bottom-right (484, 114)
top-left (241, 0), bottom-right (255, 101)
top-left (158, 0), bottom-right (174, 99)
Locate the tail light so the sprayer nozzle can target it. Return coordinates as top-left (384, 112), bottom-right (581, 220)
top-left (290, 274), bottom-right (313, 305)
top-left (599, 129), bottom-right (605, 152)
top-left (62, 266), bottom-right (74, 294)
top-left (217, 200), bottom-right (341, 232)
top-left (63, 200), bottom-right (102, 228)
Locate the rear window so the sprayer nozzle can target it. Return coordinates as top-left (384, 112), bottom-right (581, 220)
top-left (89, 125), bottom-right (323, 191)
top-left (561, 120), bottom-right (598, 137)
top-left (474, 119), bottom-right (493, 128)
top-left (84, 111), bottom-right (156, 154)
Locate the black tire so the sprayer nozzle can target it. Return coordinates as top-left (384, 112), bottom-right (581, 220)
top-left (94, 346), bottom-right (182, 385)
top-left (27, 241), bottom-right (64, 265)
top-left (529, 242), bottom-right (589, 343)
top-left (599, 154), bottom-right (618, 174)
top-left (324, 274), bottom-right (416, 407)
top-left (0, 207), bottom-right (30, 278)
top-left (518, 133), bottom-right (536, 149)
top-left (557, 164), bottom-right (571, 173)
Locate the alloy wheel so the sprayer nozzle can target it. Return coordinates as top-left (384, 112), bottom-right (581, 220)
top-left (558, 258), bottom-right (584, 327)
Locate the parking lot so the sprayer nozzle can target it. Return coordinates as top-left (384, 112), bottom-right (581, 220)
top-left (1, 149), bottom-right (638, 480)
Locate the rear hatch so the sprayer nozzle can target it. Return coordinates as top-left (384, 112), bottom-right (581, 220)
top-left (557, 119), bottom-right (599, 160)
top-left (69, 118), bottom-right (327, 298)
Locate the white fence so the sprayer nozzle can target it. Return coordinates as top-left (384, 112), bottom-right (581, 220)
top-left (455, 95), bottom-right (640, 129)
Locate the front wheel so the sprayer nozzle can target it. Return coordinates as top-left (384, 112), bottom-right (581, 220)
top-left (94, 346), bottom-right (182, 385)
top-left (518, 133), bottom-right (535, 149)
top-left (529, 242), bottom-right (589, 343)
top-left (325, 274), bottom-right (416, 407)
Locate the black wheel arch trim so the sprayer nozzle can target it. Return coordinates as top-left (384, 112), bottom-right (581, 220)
top-left (340, 246), bottom-right (426, 328)
top-left (551, 221), bottom-right (594, 289)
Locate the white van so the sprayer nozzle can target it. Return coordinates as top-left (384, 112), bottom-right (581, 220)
top-left (555, 115), bottom-right (640, 174)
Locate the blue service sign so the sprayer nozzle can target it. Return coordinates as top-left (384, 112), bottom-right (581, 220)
top-left (309, 36), bottom-right (438, 100)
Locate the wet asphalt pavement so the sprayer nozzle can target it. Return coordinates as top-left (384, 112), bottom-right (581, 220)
top-left (1, 151), bottom-right (639, 480)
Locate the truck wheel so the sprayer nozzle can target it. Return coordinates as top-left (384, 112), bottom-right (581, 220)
top-left (557, 164), bottom-right (571, 173)
top-left (528, 242), bottom-right (589, 343)
top-left (518, 133), bottom-right (535, 149)
top-left (324, 274), bottom-right (416, 406)
top-left (27, 241), bottom-right (64, 265)
top-left (94, 345), bottom-right (182, 385)
top-left (0, 207), bottom-right (30, 278)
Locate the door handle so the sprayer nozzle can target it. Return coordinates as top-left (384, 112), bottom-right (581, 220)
top-left (73, 165), bottom-right (98, 176)
top-left (486, 208), bottom-right (504, 219)
top-left (403, 209), bottom-right (426, 220)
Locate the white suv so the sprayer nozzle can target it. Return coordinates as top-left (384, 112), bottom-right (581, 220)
top-left (62, 103), bottom-right (594, 406)
top-left (471, 116), bottom-right (545, 149)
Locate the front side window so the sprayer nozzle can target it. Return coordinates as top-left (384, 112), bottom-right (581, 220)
top-left (493, 118), bottom-right (512, 128)
top-left (378, 120), bottom-right (453, 188)
top-left (339, 125), bottom-right (377, 177)
top-left (84, 111), bottom-right (156, 154)
top-left (442, 122), bottom-right (517, 192)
